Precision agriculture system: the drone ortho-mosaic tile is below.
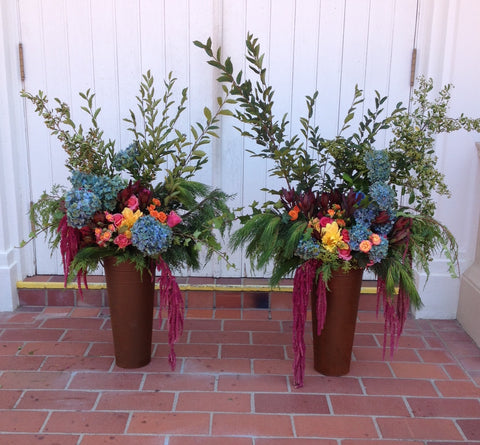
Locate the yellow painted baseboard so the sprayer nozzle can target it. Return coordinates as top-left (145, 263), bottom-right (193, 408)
top-left (16, 280), bottom-right (378, 294)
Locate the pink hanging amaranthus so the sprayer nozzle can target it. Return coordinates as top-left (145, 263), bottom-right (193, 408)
top-left (376, 278), bottom-right (410, 359)
top-left (376, 215), bottom-right (413, 359)
top-left (156, 258), bottom-right (185, 370)
top-left (292, 259), bottom-right (327, 388)
top-left (58, 215), bottom-right (88, 296)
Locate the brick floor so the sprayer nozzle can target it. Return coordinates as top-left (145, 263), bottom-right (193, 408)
top-left (1, 280), bottom-right (480, 443)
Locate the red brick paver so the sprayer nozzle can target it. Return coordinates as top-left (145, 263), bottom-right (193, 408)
top-left (1, 284), bottom-right (480, 443)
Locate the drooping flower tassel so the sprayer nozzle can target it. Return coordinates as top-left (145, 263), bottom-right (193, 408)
top-left (76, 270), bottom-right (88, 299)
top-left (394, 285), bottom-right (410, 349)
top-left (58, 214), bottom-right (87, 297)
top-left (377, 278), bottom-right (410, 359)
top-left (376, 277), bottom-right (385, 320)
top-left (292, 259), bottom-right (319, 388)
top-left (58, 215), bottom-right (79, 285)
top-left (157, 258), bottom-right (184, 370)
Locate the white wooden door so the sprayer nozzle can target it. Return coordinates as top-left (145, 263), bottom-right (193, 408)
top-left (18, 0), bottom-right (418, 277)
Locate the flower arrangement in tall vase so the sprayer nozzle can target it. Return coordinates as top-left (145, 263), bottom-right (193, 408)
top-left (22, 70), bottom-right (234, 369)
top-left (196, 34), bottom-right (480, 387)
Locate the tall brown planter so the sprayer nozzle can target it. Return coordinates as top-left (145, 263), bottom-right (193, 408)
top-left (311, 268), bottom-right (364, 376)
top-left (103, 257), bottom-right (155, 368)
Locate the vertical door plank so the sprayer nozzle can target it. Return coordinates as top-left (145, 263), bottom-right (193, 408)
top-left (267, 0), bottom-right (296, 196)
top-left (242, 0), bottom-right (270, 210)
top-left (19, 0), bottom-right (61, 273)
top-left (338, 0), bottom-right (370, 132)
top-left (290, 0), bottom-right (321, 137)
top-left (115, 0), bottom-right (142, 149)
top-left (90, 0), bottom-right (121, 147)
top-left (188, 0), bottom-right (218, 276)
top-left (216, 0), bottom-right (247, 277)
top-left (316, 0), bottom-right (346, 137)
top-left (139, 0), bottom-right (167, 80)
top-left (388, 0), bottom-right (418, 109)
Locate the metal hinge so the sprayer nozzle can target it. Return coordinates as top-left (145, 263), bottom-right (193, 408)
top-left (410, 48), bottom-right (417, 87)
top-left (19, 43), bottom-right (25, 82)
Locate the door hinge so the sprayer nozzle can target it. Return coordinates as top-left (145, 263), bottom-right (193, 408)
top-left (19, 43), bottom-right (25, 82)
top-left (410, 48), bottom-right (417, 87)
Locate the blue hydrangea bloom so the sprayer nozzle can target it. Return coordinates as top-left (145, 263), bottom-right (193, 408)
top-left (295, 238), bottom-right (321, 260)
top-left (354, 205), bottom-right (377, 224)
top-left (369, 236), bottom-right (389, 263)
top-left (348, 223), bottom-right (371, 250)
top-left (364, 150), bottom-right (390, 183)
top-left (65, 189), bottom-right (102, 228)
top-left (131, 215), bottom-right (173, 256)
top-left (373, 220), bottom-right (395, 236)
top-left (112, 142), bottom-right (141, 173)
top-left (69, 171), bottom-right (125, 211)
top-left (369, 182), bottom-right (396, 211)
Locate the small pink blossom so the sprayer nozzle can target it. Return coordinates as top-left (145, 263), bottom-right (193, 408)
top-left (319, 216), bottom-right (333, 227)
top-left (112, 213), bottom-right (124, 227)
top-left (94, 228), bottom-right (103, 244)
top-left (127, 195), bottom-right (139, 211)
top-left (114, 234), bottom-right (131, 249)
top-left (341, 229), bottom-right (350, 243)
top-left (338, 248), bottom-right (352, 261)
top-left (167, 211), bottom-right (182, 228)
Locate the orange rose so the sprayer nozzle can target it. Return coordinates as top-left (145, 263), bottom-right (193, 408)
top-left (289, 206), bottom-right (300, 221)
top-left (359, 240), bottom-right (373, 253)
top-left (370, 233), bottom-right (381, 246)
top-left (157, 211), bottom-right (167, 223)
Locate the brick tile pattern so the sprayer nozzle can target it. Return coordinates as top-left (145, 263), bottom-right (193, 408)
top-left (1, 287), bottom-right (480, 443)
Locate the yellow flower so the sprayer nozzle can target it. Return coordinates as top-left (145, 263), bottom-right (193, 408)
top-left (120, 208), bottom-right (142, 229)
top-left (321, 222), bottom-right (342, 252)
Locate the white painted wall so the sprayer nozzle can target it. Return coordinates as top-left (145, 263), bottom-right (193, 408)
top-left (413, 0), bottom-right (480, 319)
top-left (0, 0), bottom-right (35, 311)
top-left (1, 0), bottom-right (479, 315)
top-left (16, 0), bottom-right (418, 277)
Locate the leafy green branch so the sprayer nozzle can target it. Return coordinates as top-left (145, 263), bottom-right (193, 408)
top-left (123, 70), bottom-right (235, 205)
top-left (195, 34), bottom-right (324, 194)
top-left (21, 89), bottom-right (116, 176)
top-left (195, 34), bottom-right (407, 196)
top-left (19, 185), bottom-right (66, 249)
top-left (387, 76), bottom-right (480, 215)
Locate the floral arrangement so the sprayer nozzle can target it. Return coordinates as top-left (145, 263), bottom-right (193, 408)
top-left (196, 34), bottom-right (480, 386)
top-left (22, 71), bottom-right (234, 368)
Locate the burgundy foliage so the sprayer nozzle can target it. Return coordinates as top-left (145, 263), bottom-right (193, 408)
top-left (280, 187), bottom-right (361, 221)
top-left (117, 180), bottom-right (152, 211)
